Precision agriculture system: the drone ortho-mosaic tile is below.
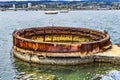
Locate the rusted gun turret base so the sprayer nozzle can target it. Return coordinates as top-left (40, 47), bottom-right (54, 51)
top-left (12, 26), bottom-right (112, 65)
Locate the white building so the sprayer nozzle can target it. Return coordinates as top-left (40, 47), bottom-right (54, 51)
top-left (28, 3), bottom-right (32, 8)
top-left (22, 4), bottom-right (26, 8)
top-left (13, 4), bottom-right (16, 9)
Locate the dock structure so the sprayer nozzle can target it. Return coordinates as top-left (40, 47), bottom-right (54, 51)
top-left (94, 45), bottom-right (120, 65)
top-left (12, 26), bottom-right (114, 65)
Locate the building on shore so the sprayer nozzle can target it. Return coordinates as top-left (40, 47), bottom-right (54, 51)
top-left (13, 4), bottom-right (16, 9)
top-left (28, 3), bottom-right (32, 9)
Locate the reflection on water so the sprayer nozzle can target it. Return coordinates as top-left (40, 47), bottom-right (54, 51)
top-left (12, 57), bottom-right (120, 80)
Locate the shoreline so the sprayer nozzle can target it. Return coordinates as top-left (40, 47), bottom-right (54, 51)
top-left (1, 9), bottom-right (120, 12)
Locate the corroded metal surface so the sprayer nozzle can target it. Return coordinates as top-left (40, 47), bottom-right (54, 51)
top-left (13, 26), bottom-right (112, 58)
top-left (13, 47), bottom-right (94, 65)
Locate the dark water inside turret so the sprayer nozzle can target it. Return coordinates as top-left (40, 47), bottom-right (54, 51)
top-left (0, 10), bottom-right (120, 80)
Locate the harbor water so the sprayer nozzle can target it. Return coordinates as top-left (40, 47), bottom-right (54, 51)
top-left (0, 10), bottom-right (120, 80)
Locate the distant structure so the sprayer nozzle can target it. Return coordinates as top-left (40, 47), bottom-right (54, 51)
top-left (28, 3), bottom-right (32, 9)
top-left (22, 4), bottom-right (26, 9)
top-left (1, 1), bottom-right (120, 11)
top-left (13, 4), bottom-right (16, 9)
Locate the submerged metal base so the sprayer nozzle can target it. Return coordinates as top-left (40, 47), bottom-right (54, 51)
top-left (12, 47), bottom-right (94, 65)
top-left (12, 45), bottom-right (120, 65)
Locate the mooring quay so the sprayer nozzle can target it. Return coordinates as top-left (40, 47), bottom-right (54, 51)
top-left (12, 26), bottom-right (120, 65)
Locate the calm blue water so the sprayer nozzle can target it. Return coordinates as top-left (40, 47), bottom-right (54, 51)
top-left (0, 10), bottom-right (120, 80)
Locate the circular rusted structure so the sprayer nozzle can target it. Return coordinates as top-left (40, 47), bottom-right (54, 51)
top-left (12, 26), bottom-right (112, 65)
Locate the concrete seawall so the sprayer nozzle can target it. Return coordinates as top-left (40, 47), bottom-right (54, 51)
top-left (94, 45), bottom-right (120, 65)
